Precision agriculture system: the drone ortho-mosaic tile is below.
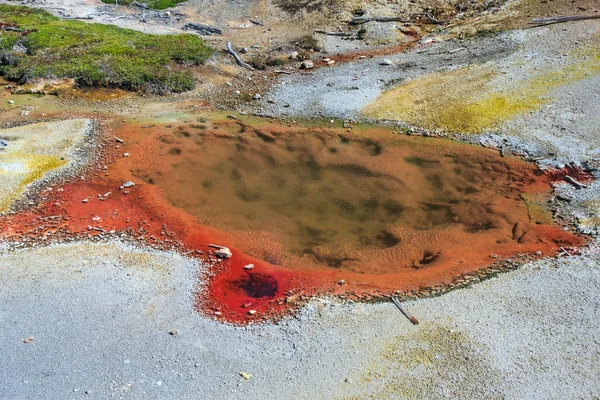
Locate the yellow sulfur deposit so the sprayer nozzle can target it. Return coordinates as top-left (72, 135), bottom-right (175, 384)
top-left (0, 119), bottom-right (91, 211)
top-left (363, 38), bottom-right (600, 133)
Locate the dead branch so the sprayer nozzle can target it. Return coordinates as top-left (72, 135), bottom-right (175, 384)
top-left (564, 175), bottom-right (588, 189)
top-left (184, 23), bottom-right (223, 36)
top-left (314, 29), bottom-right (352, 37)
top-left (60, 16), bottom-right (95, 20)
top-left (424, 12), bottom-right (446, 24)
top-left (0, 27), bottom-right (22, 32)
top-left (560, 247), bottom-right (573, 257)
top-left (349, 16), bottom-right (410, 25)
top-left (448, 47), bottom-right (466, 54)
top-left (130, 1), bottom-right (149, 8)
top-left (226, 42), bottom-right (255, 71)
top-left (391, 297), bottom-right (419, 325)
top-left (530, 14), bottom-right (600, 27)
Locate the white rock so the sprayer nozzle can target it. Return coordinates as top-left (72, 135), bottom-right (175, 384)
top-left (300, 60), bottom-right (314, 69)
top-left (215, 247), bottom-right (232, 259)
top-left (380, 59), bottom-right (394, 66)
top-left (122, 181), bottom-right (135, 188)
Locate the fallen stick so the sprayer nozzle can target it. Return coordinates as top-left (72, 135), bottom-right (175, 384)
top-left (560, 247), bottom-right (573, 257)
top-left (184, 23), bottom-right (223, 36)
top-left (60, 16), bottom-right (95, 20)
top-left (391, 297), bottom-right (419, 325)
top-left (314, 29), bottom-right (352, 37)
top-left (349, 16), bottom-right (410, 25)
top-left (448, 47), bottom-right (466, 54)
top-left (250, 19), bottom-right (264, 26)
top-left (226, 42), bottom-right (255, 71)
top-left (0, 26), bottom-right (23, 32)
top-left (564, 175), bottom-right (588, 189)
top-left (273, 70), bottom-right (293, 74)
top-left (424, 12), bottom-right (446, 24)
top-left (530, 14), bottom-right (600, 27)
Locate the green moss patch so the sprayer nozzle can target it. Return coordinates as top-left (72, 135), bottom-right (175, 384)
top-left (0, 5), bottom-right (212, 93)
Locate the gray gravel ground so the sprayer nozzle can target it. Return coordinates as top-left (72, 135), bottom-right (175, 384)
top-left (1, 240), bottom-right (599, 399)
top-left (261, 22), bottom-right (600, 164)
top-left (262, 32), bottom-right (521, 119)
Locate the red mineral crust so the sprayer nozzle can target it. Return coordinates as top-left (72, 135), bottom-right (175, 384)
top-left (0, 118), bottom-right (586, 324)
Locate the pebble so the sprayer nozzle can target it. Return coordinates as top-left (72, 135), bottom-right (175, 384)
top-left (215, 247), bottom-right (232, 259)
top-left (253, 93), bottom-right (261, 100)
top-left (300, 60), bottom-right (314, 69)
top-left (169, 329), bottom-right (178, 336)
top-left (122, 181), bottom-right (135, 188)
top-left (8, 100), bottom-right (14, 104)
top-left (380, 59), bottom-right (394, 66)
top-left (243, 264), bottom-right (254, 270)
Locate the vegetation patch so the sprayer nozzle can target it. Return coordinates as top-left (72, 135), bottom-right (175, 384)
top-left (0, 5), bottom-right (212, 93)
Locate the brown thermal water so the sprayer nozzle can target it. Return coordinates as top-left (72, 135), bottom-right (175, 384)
top-left (126, 118), bottom-right (576, 289)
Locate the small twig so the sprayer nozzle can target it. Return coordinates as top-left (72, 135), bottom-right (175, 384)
top-left (0, 27), bottom-right (23, 32)
top-left (108, 15), bottom-right (127, 21)
top-left (448, 47), bottom-right (466, 54)
top-left (60, 16), bottom-right (95, 20)
top-left (560, 247), bottom-right (573, 257)
top-left (250, 19), bottom-right (264, 26)
top-left (349, 16), bottom-right (410, 25)
top-left (564, 175), bottom-right (588, 189)
top-left (424, 12), bottom-right (445, 24)
top-left (391, 297), bottom-right (419, 325)
top-left (226, 42), bottom-right (255, 71)
top-left (273, 70), bottom-right (293, 74)
top-left (251, 112), bottom-right (280, 119)
top-left (530, 14), bottom-right (600, 27)
top-left (314, 29), bottom-right (352, 37)
top-left (184, 23), bottom-right (223, 36)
